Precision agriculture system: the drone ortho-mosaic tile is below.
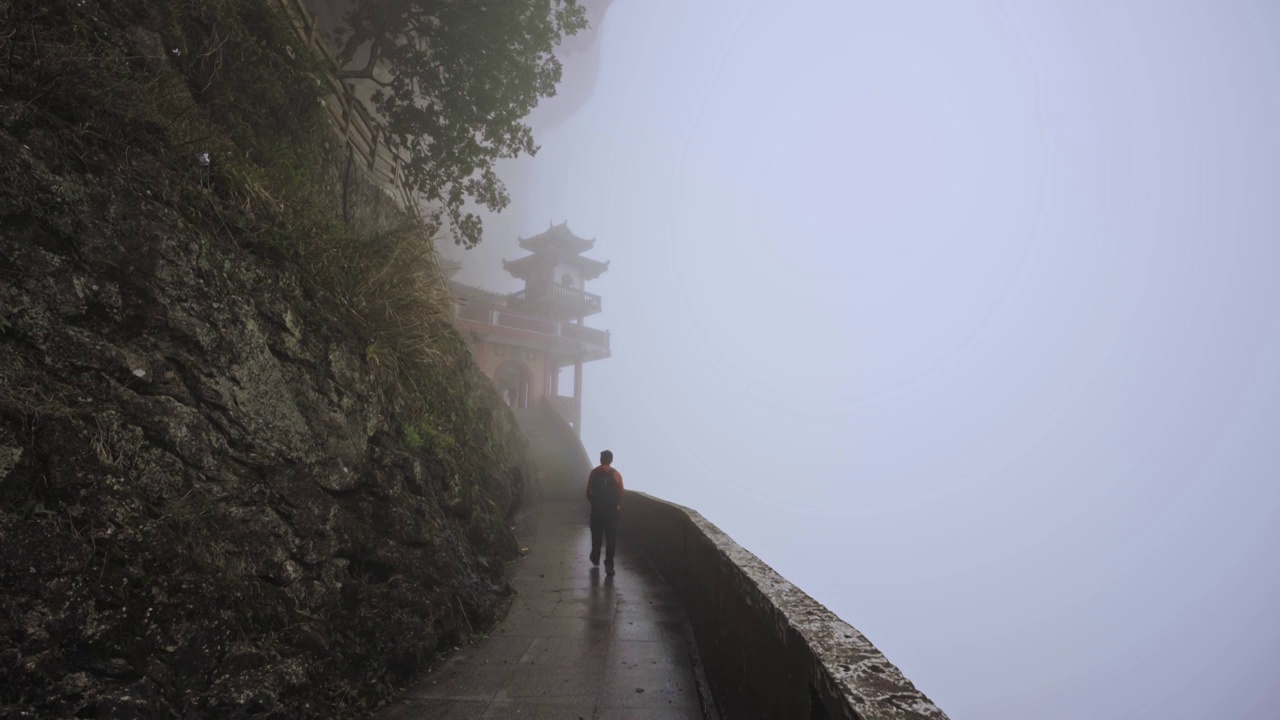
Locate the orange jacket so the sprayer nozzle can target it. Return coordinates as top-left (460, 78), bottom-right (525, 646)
top-left (585, 464), bottom-right (624, 509)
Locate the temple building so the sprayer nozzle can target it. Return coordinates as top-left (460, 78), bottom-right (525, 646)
top-left (447, 222), bottom-right (610, 435)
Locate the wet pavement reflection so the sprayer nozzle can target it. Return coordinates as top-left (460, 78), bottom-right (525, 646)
top-left (380, 502), bottom-right (707, 719)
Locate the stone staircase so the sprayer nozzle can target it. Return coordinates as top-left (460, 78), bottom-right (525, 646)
top-left (512, 398), bottom-right (592, 501)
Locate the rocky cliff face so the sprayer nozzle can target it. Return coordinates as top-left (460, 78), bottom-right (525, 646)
top-left (0, 1), bottom-right (531, 716)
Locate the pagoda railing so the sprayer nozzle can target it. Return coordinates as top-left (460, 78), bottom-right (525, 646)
top-left (453, 302), bottom-right (610, 354)
top-left (509, 284), bottom-right (602, 313)
top-left (560, 323), bottom-right (609, 347)
top-left (494, 311), bottom-right (558, 335)
top-left (456, 303), bottom-right (494, 324)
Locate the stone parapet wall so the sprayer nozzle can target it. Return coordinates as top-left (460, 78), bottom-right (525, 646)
top-left (620, 493), bottom-right (949, 720)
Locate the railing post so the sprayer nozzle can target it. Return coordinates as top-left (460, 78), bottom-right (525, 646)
top-left (342, 83), bottom-right (356, 150)
top-left (368, 127), bottom-right (380, 172)
top-left (307, 8), bottom-right (318, 49)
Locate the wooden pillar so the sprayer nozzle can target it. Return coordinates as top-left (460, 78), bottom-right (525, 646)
top-left (573, 314), bottom-right (586, 435)
top-left (573, 359), bottom-right (584, 436)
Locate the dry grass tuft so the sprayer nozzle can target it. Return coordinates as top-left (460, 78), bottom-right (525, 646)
top-left (313, 216), bottom-right (455, 386)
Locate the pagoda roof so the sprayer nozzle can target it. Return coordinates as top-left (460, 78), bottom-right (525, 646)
top-left (503, 250), bottom-right (609, 281)
top-left (518, 221), bottom-right (596, 256)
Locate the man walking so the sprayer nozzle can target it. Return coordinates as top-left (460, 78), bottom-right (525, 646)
top-left (585, 449), bottom-right (624, 575)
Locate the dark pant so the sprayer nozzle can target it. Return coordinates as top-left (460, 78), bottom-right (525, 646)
top-left (589, 511), bottom-right (618, 565)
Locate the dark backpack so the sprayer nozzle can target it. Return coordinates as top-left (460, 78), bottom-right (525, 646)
top-left (590, 467), bottom-right (619, 510)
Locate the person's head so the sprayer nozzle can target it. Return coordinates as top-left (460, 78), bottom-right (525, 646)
top-left (600, 450), bottom-right (613, 466)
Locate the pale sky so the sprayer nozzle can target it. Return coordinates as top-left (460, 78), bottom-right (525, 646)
top-left (448, 2), bottom-right (1280, 717)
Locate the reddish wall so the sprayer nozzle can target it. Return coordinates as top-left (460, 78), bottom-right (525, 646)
top-left (469, 341), bottom-right (550, 406)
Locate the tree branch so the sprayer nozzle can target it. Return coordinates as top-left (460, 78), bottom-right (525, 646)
top-left (334, 67), bottom-right (396, 88)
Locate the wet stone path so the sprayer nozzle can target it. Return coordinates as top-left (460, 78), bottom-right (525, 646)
top-left (379, 501), bottom-right (711, 719)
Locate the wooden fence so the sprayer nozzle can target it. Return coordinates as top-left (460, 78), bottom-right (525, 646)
top-left (270, 0), bottom-right (419, 215)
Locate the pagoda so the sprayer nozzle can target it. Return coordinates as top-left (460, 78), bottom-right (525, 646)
top-left (449, 222), bottom-right (610, 435)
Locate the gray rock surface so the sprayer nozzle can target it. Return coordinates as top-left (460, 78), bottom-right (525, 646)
top-left (0, 6), bottom-right (532, 715)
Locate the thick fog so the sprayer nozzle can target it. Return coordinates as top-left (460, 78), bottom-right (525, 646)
top-left (448, 2), bottom-right (1280, 718)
